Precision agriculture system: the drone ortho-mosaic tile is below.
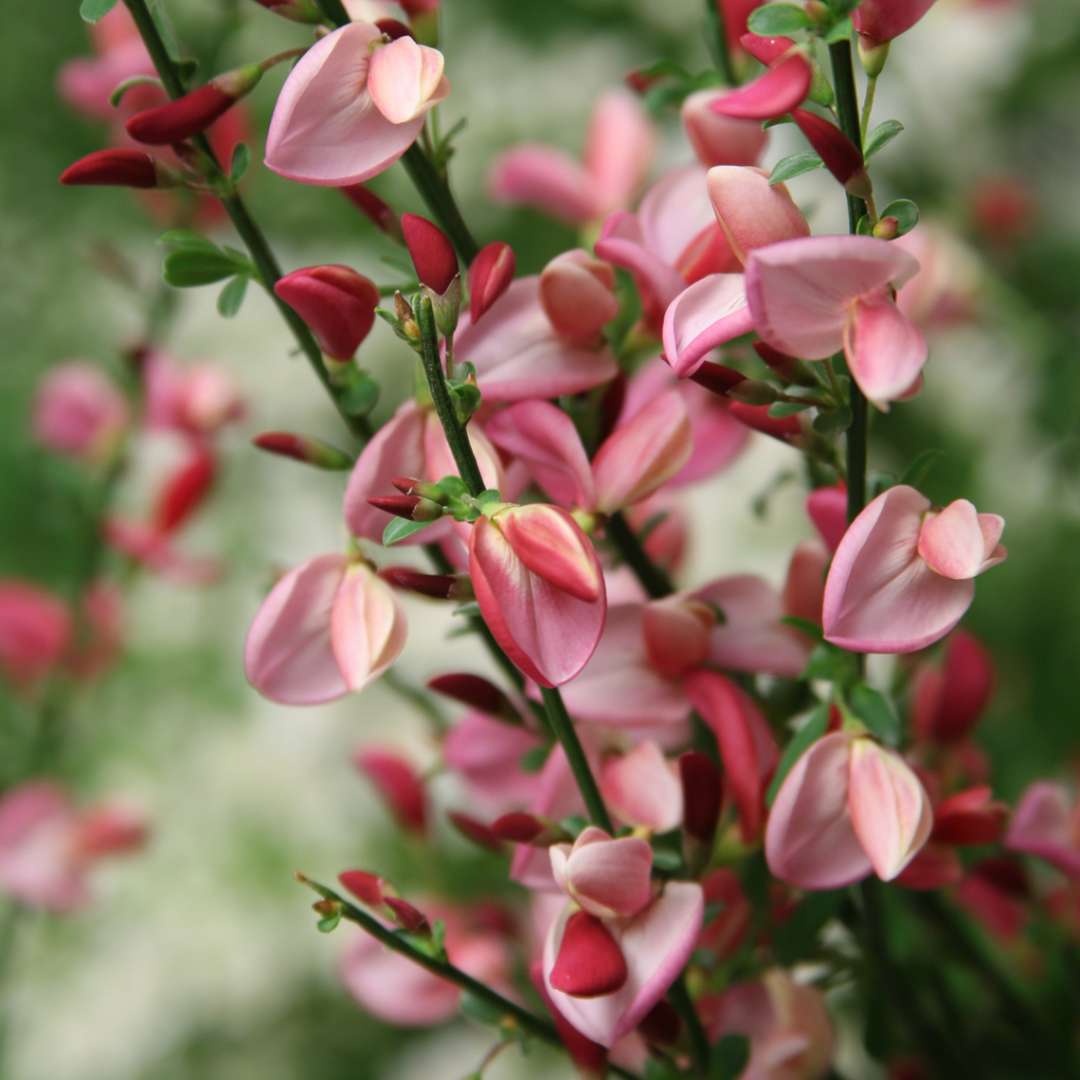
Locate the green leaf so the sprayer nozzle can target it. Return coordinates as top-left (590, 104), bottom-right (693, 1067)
top-left (773, 890), bottom-right (844, 963)
top-left (768, 401), bottom-right (813, 417)
top-left (459, 990), bottom-right (506, 1027)
top-left (216, 275), bottom-right (249, 318)
top-left (163, 250), bottom-right (240, 287)
top-left (519, 746), bottom-right (551, 774)
top-left (338, 372), bottom-right (380, 417)
top-left (824, 15), bottom-right (853, 43)
top-left (80, 0), bottom-right (119, 22)
top-left (812, 405), bottom-right (852, 434)
top-left (856, 213), bottom-right (874, 236)
top-left (769, 151), bottom-right (824, 185)
top-left (780, 615), bottom-right (823, 640)
top-left (159, 229), bottom-right (220, 254)
top-left (747, 3), bottom-right (812, 35)
top-left (878, 197), bottom-right (920, 237)
top-left (382, 517), bottom-right (436, 547)
top-left (848, 683), bottom-right (901, 745)
top-left (767, 703), bottom-right (828, 806)
top-left (230, 143), bottom-right (251, 182)
top-left (898, 448), bottom-right (944, 489)
top-left (864, 119), bottom-right (904, 159)
top-left (712, 1034), bottom-right (751, 1079)
top-left (109, 75), bottom-right (163, 109)
top-left (316, 912), bottom-right (341, 933)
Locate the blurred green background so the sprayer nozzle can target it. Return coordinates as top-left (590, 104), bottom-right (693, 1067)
top-left (2, 0), bottom-right (1079, 1077)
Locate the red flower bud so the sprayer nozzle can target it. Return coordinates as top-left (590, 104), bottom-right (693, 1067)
top-left (153, 444), bottom-right (216, 534)
top-left (550, 911), bottom-right (628, 998)
top-left (338, 869), bottom-right (385, 906)
top-left (401, 213), bottom-right (458, 295)
top-left (354, 748), bottom-right (427, 835)
top-left (251, 0), bottom-right (322, 22)
top-left (378, 566), bottom-right (463, 600)
top-left (468, 241), bottom-right (516, 323)
top-left (638, 1000), bottom-right (682, 1046)
top-left (368, 494), bottom-right (444, 522)
top-left (126, 67), bottom-right (261, 146)
top-left (252, 431), bottom-right (354, 471)
top-left (427, 672), bottom-right (516, 717)
top-left (59, 148), bottom-right (175, 189)
top-left (679, 751), bottom-right (722, 847)
top-left (340, 184), bottom-right (402, 239)
top-left (792, 108), bottom-right (870, 196)
top-left (490, 811), bottom-right (547, 844)
top-left (274, 265), bottom-right (379, 360)
top-left (728, 402), bottom-right (803, 442)
top-left (624, 68), bottom-right (661, 95)
top-left (447, 811), bottom-right (503, 851)
top-left (530, 962), bottom-right (608, 1077)
top-left (689, 360), bottom-right (746, 397)
top-left (375, 17), bottom-right (414, 40)
top-left (932, 786), bottom-right (1008, 846)
top-left (384, 895), bottom-right (430, 933)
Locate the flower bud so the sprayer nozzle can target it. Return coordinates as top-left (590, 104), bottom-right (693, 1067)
top-left (375, 17), bottom-right (415, 41)
top-left (491, 812), bottom-right (568, 846)
top-left (340, 184), bottom-right (402, 240)
top-left (932, 786), bottom-right (1008, 846)
top-left (59, 148), bottom-right (178, 189)
top-left (384, 895), bottom-right (430, 933)
top-left (401, 213), bottom-right (459, 294)
top-left (368, 493), bottom-right (445, 522)
top-left (468, 241), bottom-right (516, 323)
top-left (338, 869), bottom-right (386, 906)
top-left (447, 811), bottom-right (502, 851)
top-left (679, 751), bottom-right (722, 850)
top-left (252, 431), bottom-right (354, 471)
top-left (727, 379), bottom-right (779, 405)
top-left (873, 216), bottom-right (900, 240)
top-left (391, 475), bottom-right (444, 500)
top-left (427, 672), bottom-right (518, 718)
top-left (274, 265), bottom-right (379, 360)
top-left (32, 362), bottom-right (128, 463)
top-left (354, 748), bottom-right (427, 835)
top-left (792, 109), bottom-right (870, 197)
top-left (251, 0), bottom-right (322, 23)
top-left (688, 360), bottom-right (746, 397)
top-left (153, 444), bottom-right (216, 535)
top-left (549, 911), bottom-right (628, 998)
top-left (378, 566), bottom-right (467, 600)
top-left (681, 90), bottom-right (766, 168)
top-left (539, 249), bottom-right (618, 346)
top-left (126, 66), bottom-right (262, 145)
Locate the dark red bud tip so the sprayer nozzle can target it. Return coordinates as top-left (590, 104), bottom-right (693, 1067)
top-left (447, 811), bottom-right (503, 851)
top-left (550, 911), bottom-right (628, 998)
top-left (338, 869), bottom-right (385, 906)
top-left (126, 83), bottom-right (236, 146)
top-left (490, 812), bottom-right (546, 844)
top-left (753, 341), bottom-right (801, 379)
top-left (368, 494), bottom-right (442, 521)
top-left (427, 672), bottom-right (516, 717)
top-left (689, 361), bottom-right (746, 397)
top-left (401, 213), bottom-right (458, 295)
top-left (792, 108), bottom-right (864, 186)
top-left (340, 184), bottom-right (402, 238)
top-left (384, 896), bottom-right (430, 934)
top-left (468, 241), bottom-right (516, 323)
top-left (637, 1000), bottom-right (682, 1046)
top-left (728, 402), bottom-right (802, 442)
top-left (679, 751), bottom-right (722, 846)
top-left (60, 148), bottom-right (164, 189)
top-left (739, 32), bottom-right (795, 65)
top-left (379, 566), bottom-right (459, 600)
top-left (153, 446), bottom-right (216, 534)
top-left (252, 432), bottom-right (353, 470)
top-left (376, 17), bottom-right (414, 39)
top-left (624, 68), bottom-right (660, 95)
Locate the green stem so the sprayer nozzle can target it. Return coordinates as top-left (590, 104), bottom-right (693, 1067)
top-left (539, 688), bottom-right (613, 833)
top-left (704, 0), bottom-right (738, 86)
top-left (299, 877), bottom-right (642, 1080)
top-left (121, 0), bottom-right (371, 443)
top-left (605, 511), bottom-right (674, 599)
top-left (667, 974), bottom-right (710, 1077)
top-left (860, 75), bottom-right (878, 146)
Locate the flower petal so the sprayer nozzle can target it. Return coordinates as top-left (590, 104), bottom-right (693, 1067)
top-left (708, 53), bottom-right (812, 120)
top-left (662, 274), bottom-right (753, 378)
top-left (844, 290), bottom-right (928, 406)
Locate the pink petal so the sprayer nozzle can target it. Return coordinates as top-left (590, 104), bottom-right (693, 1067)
top-left (706, 166), bottom-right (809, 266)
top-left (1005, 782), bottom-right (1080, 880)
top-left (682, 90), bottom-right (767, 168)
top-left (550, 909), bottom-right (629, 997)
top-left (454, 278), bottom-right (618, 402)
top-left (600, 742), bottom-right (683, 833)
top-left (330, 563), bottom-right (408, 692)
top-left (366, 37), bottom-right (447, 125)
top-left (806, 484), bottom-right (848, 553)
top-left (560, 828), bottom-right (654, 919)
top-left (33, 362), bottom-right (129, 461)
top-left (853, 0), bottom-right (938, 44)
top-left (641, 596), bottom-right (713, 678)
top-left (917, 499), bottom-right (1006, 580)
top-left (847, 739), bottom-right (933, 880)
top-left (662, 274), bottom-right (753, 378)
top-left (243, 553), bottom-right (349, 705)
top-left (911, 629), bottom-right (995, 744)
top-left (708, 53), bottom-right (812, 120)
top-left (594, 210), bottom-right (688, 315)
top-left (844, 291), bottom-right (928, 406)
top-left (0, 581), bottom-right (73, 685)
top-left (539, 249), bottom-right (619, 346)
top-left (354, 747), bottom-right (426, 833)
top-left (265, 23), bottom-right (424, 186)
top-left (485, 401), bottom-right (596, 510)
top-left (497, 505), bottom-right (603, 603)
top-left (765, 732), bottom-right (872, 889)
top-left (488, 145), bottom-right (598, 225)
top-left (442, 709), bottom-right (542, 813)
top-left (822, 485), bottom-right (976, 653)
top-left (638, 165), bottom-right (725, 273)
top-left (745, 235), bottom-right (921, 360)
top-left (782, 540), bottom-right (828, 627)
top-left (420, 409), bottom-right (504, 493)
top-left (592, 390), bottom-right (692, 513)
top-left (545, 883), bottom-right (704, 1047)
top-left (583, 90), bottom-right (655, 215)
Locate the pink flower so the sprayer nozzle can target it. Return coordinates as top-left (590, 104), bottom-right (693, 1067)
top-left (0, 582), bottom-right (72, 687)
top-left (468, 241), bottom-right (516, 323)
top-left (32, 362), bottom-right (128, 462)
top-left (265, 22), bottom-right (448, 186)
top-left (706, 165), bottom-right (809, 266)
top-left (354, 748), bottom-right (427, 834)
top-left (551, 827), bottom-right (654, 920)
top-left (489, 90), bottom-right (654, 225)
top-left (822, 486), bottom-right (1006, 653)
top-left (244, 554), bottom-right (407, 705)
top-left (599, 742), bottom-right (683, 834)
top-left (539, 250), bottom-right (619, 347)
top-left (853, 0), bottom-right (938, 45)
top-left (662, 273), bottom-right (753, 378)
top-left (0, 783), bottom-right (145, 913)
top-left (453, 277), bottom-right (619, 402)
top-left (274, 265), bottom-right (380, 360)
top-left (142, 351), bottom-right (243, 436)
top-left (681, 90), bottom-right (767, 168)
top-left (765, 732), bottom-right (933, 889)
top-left (1005, 782), bottom-right (1080, 881)
top-left (806, 484), bottom-right (848, 553)
top-left (469, 504), bottom-right (606, 688)
top-left (708, 36), bottom-right (812, 120)
top-left (911, 630), bottom-right (995, 745)
top-left (442, 709), bottom-right (543, 813)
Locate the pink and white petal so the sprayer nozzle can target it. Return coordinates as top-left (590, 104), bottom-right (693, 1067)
top-left (584, 90), bottom-right (655, 215)
top-left (806, 484), bottom-right (848, 553)
top-left (638, 166), bottom-right (719, 271)
top-left (600, 742), bottom-right (682, 833)
top-left (488, 145), bottom-right (599, 225)
top-left (708, 54), bottom-right (812, 120)
top-left (243, 554), bottom-right (349, 705)
top-left (594, 211), bottom-right (687, 314)
top-left (366, 37), bottom-right (446, 125)
top-left (662, 274), bottom-right (753, 378)
top-left (844, 292), bottom-right (928, 407)
top-left (641, 596), bottom-right (713, 678)
top-left (421, 409), bottom-right (504, 493)
top-left (454, 278), bottom-right (618, 402)
top-left (706, 166), bottom-right (809, 266)
top-left (917, 500), bottom-right (990, 581)
top-left (1005, 782), bottom-right (1080, 880)
top-left (564, 831), bottom-right (654, 919)
top-left (442, 709), bottom-right (542, 813)
top-left (497, 506), bottom-right (604, 603)
top-left (330, 563), bottom-right (407, 692)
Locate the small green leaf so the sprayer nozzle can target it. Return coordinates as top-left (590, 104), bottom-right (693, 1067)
top-left (767, 703), bottom-right (829, 806)
top-left (898, 448), bottom-right (944, 489)
top-left (230, 143), bottom-right (251, 182)
top-left (459, 991), bottom-right (506, 1027)
top-left (812, 405), bottom-right (852, 434)
top-left (651, 848), bottom-right (683, 874)
top-left (216, 275), bottom-right (248, 318)
top-left (435, 475), bottom-right (468, 499)
top-left (773, 890), bottom-right (844, 963)
top-left (109, 75), bottom-right (164, 109)
top-left (769, 151), bottom-right (824, 185)
top-left (80, 0), bottom-right (119, 22)
top-left (781, 615), bottom-right (823, 640)
top-left (824, 15), bottom-right (853, 43)
top-left (159, 229), bottom-right (220, 254)
top-left (382, 517), bottom-right (436, 547)
top-left (747, 3), bottom-right (812, 35)
top-left (712, 1034), bottom-right (751, 1079)
top-left (768, 401), bottom-right (813, 417)
top-left (316, 912), bottom-right (341, 933)
top-left (338, 372), bottom-right (380, 417)
top-left (163, 250), bottom-right (239, 287)
top-left (856, 213), bottom-right (874, 236)
top-left (848, 683), bottom-right (901, 745)
top-left (864, 118), bottom-right (904, 159)
top-left (519, 746), bottom-right (551, 774)
top-left (878, 197), bottom-right (919, 237)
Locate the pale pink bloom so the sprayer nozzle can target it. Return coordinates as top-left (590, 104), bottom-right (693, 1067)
top-left (599, 742), bottom-right (682, 833)
top-left (490, 90), bottom-right (653, 225)
top-left (895, 224), bottom-right (979, 329)
top-left (0, 783), bottom-right (145, 913)
top-left (551, 827), bottom-right (654, 919)
top-left (686, 671), bottom-right (779, 841)
top-left (442, 709), bottom-right (542, 813)
top-left (682, 90), bottom-right (767, 168)
top-left (104, 518), bottom-right (222, 586)
top-left (265, 22), bottom-right (447, 186)
top-left (33, 362), bottom-right (128, 462)
top-left (1005, 782), bottom-right (1080, 880)
top-left (57, 32), bottom-right (159, 122)
top-left (805, 484), bottom-right (848, 553)
top-left (702, 969), bottom-right (834, 1080)
top-left (853, 0), bottom-right (938, 44)
top-left (911, 629), bottom-right (995, 745)
top-left (142, 351), bottom-right (242, 436)
top-left (765, 732), bottom-right (933, 889)
top-left (707, 166), bottom-right (809, 266)
top-left (543, 881), bottom-right (704, 1047)
top-left (781, 540), bottom-right (828, 629)
top-left (539, 250), bottom-right (619, 347)
top-left (662, 273), bottom-right (753, 378)
top-left (343, 400), bottom-right (502, 544)
top-left (641, 596), bottom-right (714, 679)
top-left (822, 485), bottom-right (1006, 653)
top-left (0, 581), bottom-right (72, 687)
top-left (354, 747), bottom-right (427, 834)
top-left (244, 554), bottom-right (406, 705)
top-left (744, 235), bottom-right (926, 406)
top-left (470, 504), bottom-right (606, 687)
top-left (596, 165), bottom-right (738, 329)
top-left (709, 40), bottom-right (812, 120)
top-left (453, 277), bottom-right (619, 402)
top-left (67, 581), bottom-right (124, 681)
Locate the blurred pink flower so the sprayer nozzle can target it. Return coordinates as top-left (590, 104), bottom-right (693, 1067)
top-left (0, 582), bottom-right (72, 688)
top-left (32, 362), bottom-right (128, 462)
